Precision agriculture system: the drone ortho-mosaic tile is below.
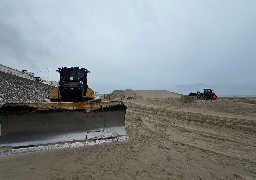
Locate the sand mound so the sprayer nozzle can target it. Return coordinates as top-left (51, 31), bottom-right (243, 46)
top-left (109, 89), bottom-right (138, 100)
top-left (109, 90), bottom-right (182, 100)
top-left (179, 95), bottom-right (197, 103)
top-left (133, 90), bottom-right (182, 99)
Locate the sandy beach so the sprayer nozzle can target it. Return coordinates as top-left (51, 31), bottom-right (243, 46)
top-left (0, 90), bottom-right (256, 180)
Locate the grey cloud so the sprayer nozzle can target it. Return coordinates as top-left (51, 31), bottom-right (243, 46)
top-left (0, 0), bottom-right (256, 95)
top-left (0, 21), bottom-right (51, 71)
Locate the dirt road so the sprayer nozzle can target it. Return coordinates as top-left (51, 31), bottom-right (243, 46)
top-left (0, 90), bottom-right (256, 179)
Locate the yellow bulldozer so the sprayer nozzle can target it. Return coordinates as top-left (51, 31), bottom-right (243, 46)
top-left (0, 67), bottom-right (127, 154)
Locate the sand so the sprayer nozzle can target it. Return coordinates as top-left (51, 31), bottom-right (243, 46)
top-left (0, 90), bottom-right (256, 180)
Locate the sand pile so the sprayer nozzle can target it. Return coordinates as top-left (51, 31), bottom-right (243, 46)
top-left (109, 89), bottom-right (138, 100)
top-left (109, 89), bottom-right (182, 101)
top-left (179, 95), bottom-right (197, 103)
top-left (132, 90), bottom-right (182, 99)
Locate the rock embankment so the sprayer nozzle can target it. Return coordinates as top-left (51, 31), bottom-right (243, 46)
top-left (0, 71), bottom-right (52, 103)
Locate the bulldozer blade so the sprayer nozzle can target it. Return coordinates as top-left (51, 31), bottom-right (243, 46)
top-left (0, 101), bottom-right (127, 154)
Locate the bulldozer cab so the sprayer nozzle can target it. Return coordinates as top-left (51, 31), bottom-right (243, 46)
top-left (57, 67), bottom-right (90, 102)
top-left (203, 89), bottom-right (213, 96)
top-left (203, 89), bottom-right (217, 100)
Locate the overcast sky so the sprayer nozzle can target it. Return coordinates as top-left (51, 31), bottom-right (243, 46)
top-left (0, 1), bottom-right (255, 95)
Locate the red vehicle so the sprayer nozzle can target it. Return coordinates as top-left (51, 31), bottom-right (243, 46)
top-left (201, 89), bottom-right (217, 100)
top-left (189, 89), bottom-right (217, 100)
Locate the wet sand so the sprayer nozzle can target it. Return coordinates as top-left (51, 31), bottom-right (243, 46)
top-left (0, 90), bottom-right (256, 180)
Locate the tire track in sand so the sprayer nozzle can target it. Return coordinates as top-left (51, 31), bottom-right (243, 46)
top-left (126, 102), bottom-right (256, 164)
